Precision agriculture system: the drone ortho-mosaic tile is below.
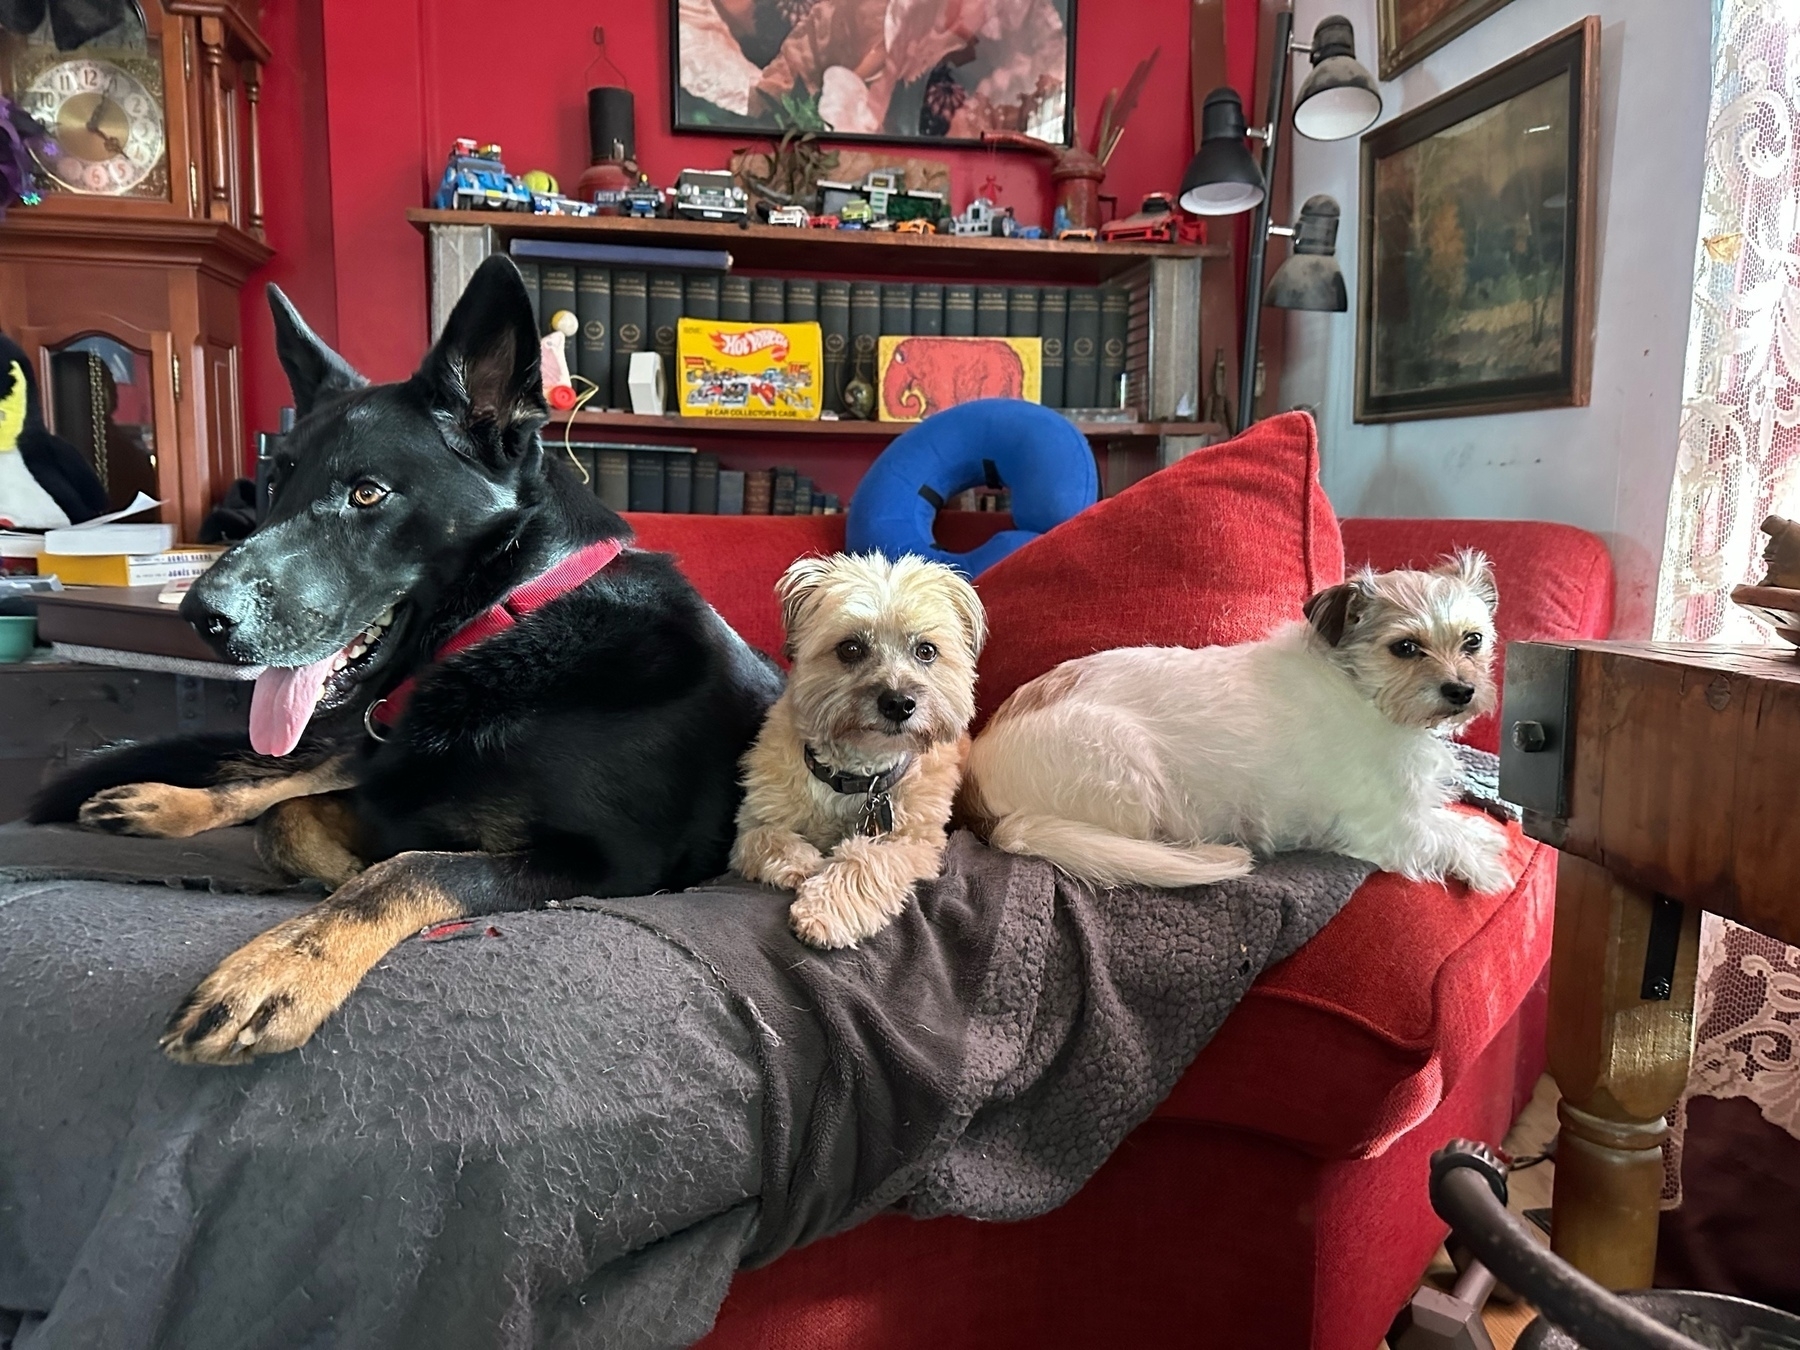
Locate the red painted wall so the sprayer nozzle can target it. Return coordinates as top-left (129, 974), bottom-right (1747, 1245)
top-left (240, 0), bottom-right (1263, 452)
top-left (238, 0), bottom-right (337, 444)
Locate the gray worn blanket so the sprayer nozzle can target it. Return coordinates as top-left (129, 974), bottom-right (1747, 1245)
top-left (0, 824), bottom-right (1373, 1350)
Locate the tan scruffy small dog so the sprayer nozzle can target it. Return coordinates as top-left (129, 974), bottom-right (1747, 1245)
top-left (732, 553), bottom-right (988, 948)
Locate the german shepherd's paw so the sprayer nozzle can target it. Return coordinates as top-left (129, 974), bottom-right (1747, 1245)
top-left (161, 912), bottom-right (360, 1064)
top-left (79, 783), bottom-right (219, 838)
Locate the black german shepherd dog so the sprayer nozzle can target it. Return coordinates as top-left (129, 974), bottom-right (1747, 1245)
top-left (30, 256), bottom-right (782, 1065)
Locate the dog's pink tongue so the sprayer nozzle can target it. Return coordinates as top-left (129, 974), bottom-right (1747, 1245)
top-left (250, 656), bottom-right (338, 757)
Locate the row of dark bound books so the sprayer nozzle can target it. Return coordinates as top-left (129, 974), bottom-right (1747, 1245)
top-left (564, 446), bottom-right (841, 515)
top-left (515, 256), bottom-right (1131, 416)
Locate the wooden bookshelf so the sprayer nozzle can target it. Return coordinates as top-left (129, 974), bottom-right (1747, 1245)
top-left (563, 410), bottom-right (1225, 442)
top-left (408, 208), bottom-right (1225, 285)
top-left (413, 207), bottom-right (1230, 498)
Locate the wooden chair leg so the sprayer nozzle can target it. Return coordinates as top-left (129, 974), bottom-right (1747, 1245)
top-left (1545, 853), bottom-right (1701, 1288)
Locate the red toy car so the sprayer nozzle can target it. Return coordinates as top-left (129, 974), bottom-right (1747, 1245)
top-left (1099, 193), bottom-right (1204, 245)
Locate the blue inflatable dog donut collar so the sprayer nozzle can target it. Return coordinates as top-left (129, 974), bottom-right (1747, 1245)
top-left (846, 399), bottom-right (1099, 578)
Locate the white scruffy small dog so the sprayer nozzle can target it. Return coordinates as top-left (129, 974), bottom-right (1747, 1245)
top-left (733, 553), bottom-right (987, 948)
top-left (963, 552), bottom-right (1513, 895)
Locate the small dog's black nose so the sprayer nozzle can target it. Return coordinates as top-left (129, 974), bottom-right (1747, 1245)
top-left (1441, 681), bottom-right (1475, 707)
top-left (876, 689), bottom-right (916, 723)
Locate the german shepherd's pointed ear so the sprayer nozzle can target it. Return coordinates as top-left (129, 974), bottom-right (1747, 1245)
top-left (268, 284), bottom-right (368, 418)
top-left (415, 255), bottom-right (547, 468)
top-left (1303, 574), bottom-right (1374, 647)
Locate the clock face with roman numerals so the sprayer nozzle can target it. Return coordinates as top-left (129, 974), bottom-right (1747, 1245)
top-left (20, 58), bottom-right (166, 197)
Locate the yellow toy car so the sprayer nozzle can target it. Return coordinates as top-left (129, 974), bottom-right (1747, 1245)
top-left (896, 218), bottom-right (937, 235)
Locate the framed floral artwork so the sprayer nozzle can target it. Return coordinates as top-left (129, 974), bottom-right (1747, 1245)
top-left (671, 0), bottom-right (1076, 145)
top-left (1356, 18), bottom-right (1599, 424)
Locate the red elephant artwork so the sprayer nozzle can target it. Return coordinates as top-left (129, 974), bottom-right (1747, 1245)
top-left (878, 337), bottom-right (1033, 421)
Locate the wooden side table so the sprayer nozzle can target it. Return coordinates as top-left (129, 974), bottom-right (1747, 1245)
top-left (1499, 640), bottom-right (1800, 1289)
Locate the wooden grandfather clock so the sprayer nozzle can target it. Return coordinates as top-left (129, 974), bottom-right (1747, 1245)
top-left (0, 0), bottom-right (270, 539)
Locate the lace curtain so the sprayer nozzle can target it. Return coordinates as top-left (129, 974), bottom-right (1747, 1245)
top-left (1657, 0), bottom-right (1800, 642)
top-left (1657, 0), bottom-right (1800, 1203)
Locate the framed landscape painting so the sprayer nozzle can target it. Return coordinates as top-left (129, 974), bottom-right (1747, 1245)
top-left (671, 0), bottom-right (1075, 145)
top-left (1355, 18), bottom-right (1598, 424)
top-left (1378, 0), bottom-right (1518, 81)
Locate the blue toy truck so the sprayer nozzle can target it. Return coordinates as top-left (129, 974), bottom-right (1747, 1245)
top-left (432, 139), bottom-right (533, 212)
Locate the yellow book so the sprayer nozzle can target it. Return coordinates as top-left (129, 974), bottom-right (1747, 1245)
top-left (877, 335), bottom-right (1043, 422)
top-left (43, 547), bottom-right (224, 587)
top-left (676, 319), bottom-right (822, 420)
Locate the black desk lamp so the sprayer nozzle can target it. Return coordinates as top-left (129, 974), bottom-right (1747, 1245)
top-left (1178, 11), bottom-right (1380, 428)
top-left (1264, 194), bottom-right (1348, 313)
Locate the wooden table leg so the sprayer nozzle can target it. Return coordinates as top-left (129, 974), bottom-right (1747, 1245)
top-left (1545, 853), bottom-right (1701, 1288)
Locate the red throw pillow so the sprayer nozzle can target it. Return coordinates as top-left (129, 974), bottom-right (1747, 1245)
top-left (972, 410), bottom-right (1343, 725)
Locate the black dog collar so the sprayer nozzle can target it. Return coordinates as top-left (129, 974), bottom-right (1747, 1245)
top-left (804, 745), bottom-right (913, 837)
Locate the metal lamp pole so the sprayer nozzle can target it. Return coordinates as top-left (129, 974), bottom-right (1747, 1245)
top-left (1239, 8), bottom-right (1296, 430)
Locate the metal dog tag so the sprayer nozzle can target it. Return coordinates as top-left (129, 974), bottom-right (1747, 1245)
top-left (857, 790), bottom-right (895, 838)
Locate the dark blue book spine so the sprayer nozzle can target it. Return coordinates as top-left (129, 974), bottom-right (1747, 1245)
top-left (628, 451), bottom-right (665, 512)
top-left (785, 278), bottom-right (818, 325)
top-left (976, 286), bottom-right (1008, 336)
top-left (913, 283), bottom-right (943, 336)
top-left (611, 271), bottom-right (648, 411)
top-left (720, 275), bottom-right (752, 322)
top-left (849, 282), bottom-right (882, 386)
top-left (515, 259), bottom-right (542, 332)
top-left (1065, 287), bottom-right (1100, 408)
top-left (664, 454), bottom-right (693, 513)
top-left (880, 283), bottom-right (912, 336)
top-left (575, 267), bottom-right (611, 406)
top-left (1039, 287), bottom-right (1068, 409)
top-left (944, 284), bottom-right (976, 337)
top-left (820, 280), bottom-right (851, 414)
top-left (1099, 285), bottom-right (1130, 410)
top-left (752, 277), bottom-right (786, 323)
top-left (649, 271), bottom-right (684, 412)
top-left (684, 273), bottom-right (721, 321)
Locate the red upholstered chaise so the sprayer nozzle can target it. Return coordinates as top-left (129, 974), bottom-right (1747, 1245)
top-left (625, 422), bottom-right (1613, 1350)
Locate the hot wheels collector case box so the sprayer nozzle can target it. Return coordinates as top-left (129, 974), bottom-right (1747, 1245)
top-left (677, 319), bottom-right (822, 419)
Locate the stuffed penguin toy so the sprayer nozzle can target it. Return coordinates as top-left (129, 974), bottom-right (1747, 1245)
top-left (0, 336), bottom-right (107, 527)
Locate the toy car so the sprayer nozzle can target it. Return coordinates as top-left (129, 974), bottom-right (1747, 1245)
top-left (809, 213), bottom-right (840, 230)
top-left (1015, 224), bottom-right (1046, 240)
top-left (951, 196), bottom-right (1016, 238)
top-left (623, 175), bottom-right (666, 219)
top-left (674, 169), bottom-right (748, 223)
top-left (1056, 227), bottom-right (1098, 241)
top-left (895, 218), bottom-right (936, 235)
top-left (1099, 192), bottom-right (1205, 244)
top-left (532, 191), bottom-right (596, 217)
top-left (767, 204), bottom-right (811, 228)
top-left (838, 196), bottom-right (874, 228)
top-left (815, 179), bottom-right (858, 217)
top-left (432, 139), bottom-right (533, 213)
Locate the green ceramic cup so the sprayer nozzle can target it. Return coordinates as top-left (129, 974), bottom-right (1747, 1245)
top-left (0, 615), bottom-right (37, 663)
